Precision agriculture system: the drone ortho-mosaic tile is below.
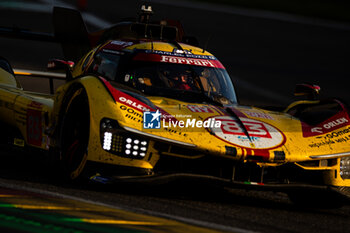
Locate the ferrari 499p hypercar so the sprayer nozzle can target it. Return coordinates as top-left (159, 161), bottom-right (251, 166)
top-left (1, 6), bottom-right (350, 206)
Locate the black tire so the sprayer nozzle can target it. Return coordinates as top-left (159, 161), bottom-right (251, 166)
top-left (59, 87), bottom-right (90, 180)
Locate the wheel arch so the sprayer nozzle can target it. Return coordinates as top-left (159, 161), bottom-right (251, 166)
top-left (56, 82), bottom-right (91, 179)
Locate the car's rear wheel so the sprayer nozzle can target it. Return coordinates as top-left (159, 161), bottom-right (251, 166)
top-left (60, 87), bottom-right (90, 180)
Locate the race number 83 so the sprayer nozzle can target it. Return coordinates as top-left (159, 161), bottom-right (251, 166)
top-left (209, 116), bottom-right (285, 149)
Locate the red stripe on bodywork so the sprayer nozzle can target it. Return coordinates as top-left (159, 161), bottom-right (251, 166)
top-left (246, 148), bottom-right (270, 161)
top-left (99, 77), bottom-right (177, 122)
top-left (302, 110), bottom-right (350, 137)
top-left (100, 77), bottom-right (153, 112)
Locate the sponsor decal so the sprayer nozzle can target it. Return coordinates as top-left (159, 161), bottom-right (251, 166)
top-left (103, 81), bottom-right (177, 123)
top-left (120, 105), bottom-right (143, 123)
top-left (133, 53), bottom-right (225, 68)
top-left (110, 41), bottom-right (133, 46)
top-left (237, 135), bottom-right (261, 142)
top-left (243, 111), bottom-right (274, 120)
top-left (160, 55), bottom-right (216, 67)
top-left (302, 111), bottom-right (350, 137)
top-left (309, 126), bottom-right (350, 148)
top-left (103, 40), bottom-right (134, 50)
top-left (146, 50), bottom-right (216, 60)
top-left (187, 105), bottom-right (213, 113)
top-left (163, 127), bottom-right (188, 137)
top-left (120, 105), bottom-right (142, 118)
top-left (99, 77), bottom-right (153, 112)
top-left (102, 49), bottom-right (124, 55)
top-left (172, 48), bottom-right (193, 55)
top-left (209, 116), bottom-right (285, 149)
top-left (118, 96), bottom-right (150, 112)
top-left (323, 117), bottom-right (348, 129)
top-left (99, 41), bottom-right (133, 54)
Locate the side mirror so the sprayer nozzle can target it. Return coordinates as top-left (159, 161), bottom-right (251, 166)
top-left (47, 59), bottom-right (74, 70)
top-left (47, 59), bottom-right (74, 80)
top-left (294, 83), bottom-right (320, 100)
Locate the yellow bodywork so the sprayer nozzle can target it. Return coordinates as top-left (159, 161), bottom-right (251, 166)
top-left (0, 70), bottom-right (53, 150)
top-left (1, 40), bottom-right (350, 188)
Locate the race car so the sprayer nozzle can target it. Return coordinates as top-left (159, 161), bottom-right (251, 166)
top-left (1, 5), bottom-right (350, 206)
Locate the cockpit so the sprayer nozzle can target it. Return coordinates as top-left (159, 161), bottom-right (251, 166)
top-left (87, 49), bottom-right (237, 105)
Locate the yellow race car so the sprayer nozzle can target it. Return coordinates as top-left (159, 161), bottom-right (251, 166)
top-left (1, 6), bottom-right (350, 206)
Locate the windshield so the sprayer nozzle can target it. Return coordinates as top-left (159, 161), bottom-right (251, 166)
top-left (90, 51), bottom-right (237, 104)
top-left (123, 60), bottom-right (237, 104)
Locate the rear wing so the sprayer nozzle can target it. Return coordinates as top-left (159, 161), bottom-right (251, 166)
top-left (0, 7), bottom-right (91, 63)
top-left (1, 5), bottom-right (200, 62)
top-left (53, 7), bottom-right (91, 62)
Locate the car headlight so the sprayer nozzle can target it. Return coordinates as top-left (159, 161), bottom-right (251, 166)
top-left (102, 132), bottom-right (113, 150)
top-left (124, 137), bottom-right (148, 157)
top-left (340, 156), bottom-right (350, 179)
top-left (100, 118), bottom-right (149, 159)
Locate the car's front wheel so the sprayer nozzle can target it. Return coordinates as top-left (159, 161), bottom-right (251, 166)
top-left (60, 86), bottom-right (90, 180)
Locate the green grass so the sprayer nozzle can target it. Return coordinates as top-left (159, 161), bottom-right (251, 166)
top-left (194, 0), bottom-right (350, 22)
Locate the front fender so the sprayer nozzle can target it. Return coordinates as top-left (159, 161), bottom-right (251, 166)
top-left (77, 75), bottom-right (155, 169)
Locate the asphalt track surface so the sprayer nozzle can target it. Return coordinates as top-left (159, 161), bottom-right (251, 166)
top-left (1, 0), bottom-right (350, 232)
